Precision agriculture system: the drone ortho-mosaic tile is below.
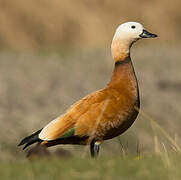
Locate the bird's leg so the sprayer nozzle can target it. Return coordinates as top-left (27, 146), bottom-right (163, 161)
top-left (90, 140), bottom-right (95, 158)
top-left (90, 140), bottom-right (101, 158)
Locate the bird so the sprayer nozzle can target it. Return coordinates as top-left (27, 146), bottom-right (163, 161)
top-left (18, 22), bottom-right (157, 158)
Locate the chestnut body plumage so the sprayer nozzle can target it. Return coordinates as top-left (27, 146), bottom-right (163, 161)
top-left (18, 22), bottom-right (157, 157)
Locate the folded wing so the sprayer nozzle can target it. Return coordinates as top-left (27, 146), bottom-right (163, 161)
top-left (39, 89), bottom-right (110, 141)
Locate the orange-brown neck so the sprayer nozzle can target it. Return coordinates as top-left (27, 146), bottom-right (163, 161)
top-left (108, 55), bottom-right (139, 103)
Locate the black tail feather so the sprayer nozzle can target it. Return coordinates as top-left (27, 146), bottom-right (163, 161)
top-left (18, 129), bottom-right (43, 150)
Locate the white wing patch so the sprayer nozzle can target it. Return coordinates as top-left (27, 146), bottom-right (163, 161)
top-left (39, 115), bottom-right (64, 141)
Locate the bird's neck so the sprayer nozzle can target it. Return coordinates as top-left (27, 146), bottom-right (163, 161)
top-left (107, 55), bottom-right (139, 101)
top-left (111, 38), bottom-right (132, 62)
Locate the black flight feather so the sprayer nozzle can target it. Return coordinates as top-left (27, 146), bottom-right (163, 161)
top-left (18, 129), bottom-right (43, 150)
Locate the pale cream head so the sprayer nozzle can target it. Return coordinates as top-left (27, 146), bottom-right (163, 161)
top-left (111, 22), bottom-right (157, 62)
top-left (113, 22), bottom-right (144, 42)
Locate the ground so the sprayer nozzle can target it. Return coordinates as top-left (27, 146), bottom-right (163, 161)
top-left (1, 155), bottom-right (181, 180)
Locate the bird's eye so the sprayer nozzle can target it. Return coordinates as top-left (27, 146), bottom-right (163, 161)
top-left (131, 25), bottom-right (136, 29)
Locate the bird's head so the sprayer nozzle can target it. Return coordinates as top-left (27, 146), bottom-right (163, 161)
top-left (111, 22), bottom-right (157, 61)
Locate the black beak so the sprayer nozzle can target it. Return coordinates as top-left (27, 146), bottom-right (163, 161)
top-left (139, 29), bottom-right (158, 38)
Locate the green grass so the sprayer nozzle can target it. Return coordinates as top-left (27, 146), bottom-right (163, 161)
top-left (1, 154), bottom-right (181, 180)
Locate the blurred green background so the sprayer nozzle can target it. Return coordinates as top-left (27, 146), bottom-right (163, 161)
top-left (0, 0), bottom-right (181, 179)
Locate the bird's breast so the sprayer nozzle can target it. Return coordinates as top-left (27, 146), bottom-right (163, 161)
top-left (94, 94), bottom-right (139, 140)
top-left (94, 60), bottom-right (140, 140)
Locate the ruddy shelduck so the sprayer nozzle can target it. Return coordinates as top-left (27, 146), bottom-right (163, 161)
top-left (19, 22), bottom-right (157, 158)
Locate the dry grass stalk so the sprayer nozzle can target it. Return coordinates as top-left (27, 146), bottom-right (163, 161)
top-left (134, 106), bottom-right (181, 153)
